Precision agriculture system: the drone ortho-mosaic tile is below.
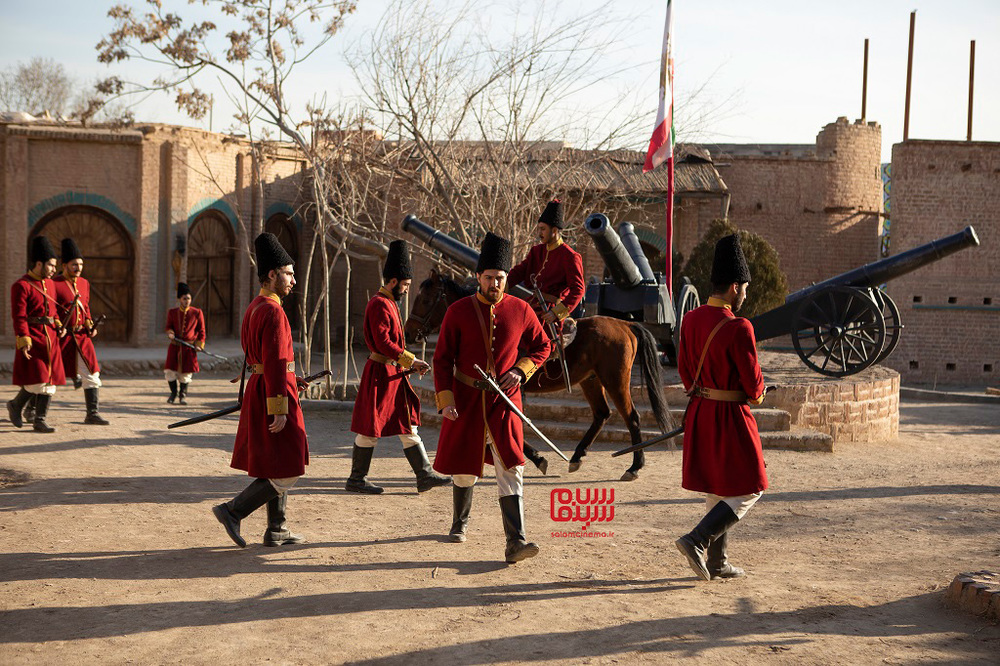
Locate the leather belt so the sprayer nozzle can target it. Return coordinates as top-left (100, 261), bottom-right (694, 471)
top-left (454, 368), bottom-right (492, 391)
top-left (369, 352), bottom-right (393, 365)
top-left (690, 386), bottom-right (748, 402)
top-left (27, 316), bottom-right (56, 326)
top-left (251, 361), bottom-right (295, 374)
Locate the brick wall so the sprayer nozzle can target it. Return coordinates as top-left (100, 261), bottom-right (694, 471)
top-left (884, 140), bottom-right (1000, 386)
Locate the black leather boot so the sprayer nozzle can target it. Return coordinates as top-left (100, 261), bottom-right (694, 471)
top-left (403, 443), bottom-right (450, 492)
top-left (707, 531), bottom-right (745, 580)
top-left (675, 501), bottom-right (740, 581)
top-left (6, 388), bottom-right (31, 428)
top-left (83, 388), bottom-right (110, 425)
top-left (167, 380), bottom-right (177, 404)
top-left (177, 382), bottom-right (189, 405)
top-left (449, 484), bottom-right (474, 543)
top-left (522, 444), bottom-right (549, 476)
top-left (212, 478), bottom-right (279, 548)
top-left (263, 493), bottom-right (305, 546)
top-left (344, 445), bottom-right (383, 494)
top-left (23, 395), bottom-right (37, 424)
top-left (32, 394), bottom-right (56, 433)
top-left (499, 494), bottom-right (539, 563)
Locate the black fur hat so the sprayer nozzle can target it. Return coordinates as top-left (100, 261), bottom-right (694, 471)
top-left (476, 232), bottom-right (513, 273)
top-left (177, 282), bottom-right (191, 298)
top-left (538, 199), bottom-right (564, 229)
top-left (254, 232), bottom-right (295, 281)
top-left (710, 233), bottom-right (752, 285)
top-left (30, 236), bottom-right (57, 264)
top-left (61, 238), bottom-right (83, 263)
top-left (383, 240), bottom-right (413, 281)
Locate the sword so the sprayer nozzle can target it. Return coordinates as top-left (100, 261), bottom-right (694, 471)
top-left (168, 369), bottom-right (334, 429)
top-left (532, 284), bottom-right (572, 393)
top-left (172, 337), bottom-right (230, 361)
top-left (612, 425), bottom-right (684, 457)
top-left (472, 363), bottom-right (570, 462)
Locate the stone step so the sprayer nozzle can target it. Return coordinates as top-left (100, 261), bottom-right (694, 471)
top-left (418, 411), bottom-right (830, 452)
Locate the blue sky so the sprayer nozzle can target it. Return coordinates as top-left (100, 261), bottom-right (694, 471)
top-left (1, 0), bottom-right (997, 161)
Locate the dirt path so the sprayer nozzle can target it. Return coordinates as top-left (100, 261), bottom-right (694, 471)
top-left (1, 375), bottom-right (998, 664)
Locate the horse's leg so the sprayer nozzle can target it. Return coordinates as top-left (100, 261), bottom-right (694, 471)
top-left (522, 443), bottom-right (548, 475)
top-left (598, 333), bottom-right (645, 482)
top-left (568, 374), bottom-right (611, 473)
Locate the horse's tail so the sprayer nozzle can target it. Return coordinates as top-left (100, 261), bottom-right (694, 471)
top-left (630, 323), bottom-right (674, 432)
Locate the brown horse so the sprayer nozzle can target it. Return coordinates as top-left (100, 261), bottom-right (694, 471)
top-left (404, 268), bottom-right (676, 481)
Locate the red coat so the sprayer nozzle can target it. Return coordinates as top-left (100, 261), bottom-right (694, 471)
top-left (507, 240), bottom-right (585, 329)
top-left (164, 307), bottom-right (206, 373)
top-left (10, 273), bottom-right (66, 387)
top-left (351, 288), bottom-right (421, 438)
top-left (677, 301), bottom-right (768, 497)
top-left (432, 293), bottom-right (550, 476)
top-left (52, 274), bottom-right (100, 376)
top-left (231, 292), bottom-right (309, 478)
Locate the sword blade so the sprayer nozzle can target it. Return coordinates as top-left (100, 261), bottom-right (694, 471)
top-left (612, 425), bottom-right (684, 457)
top-left (167, 403), bottom-right (241, 429)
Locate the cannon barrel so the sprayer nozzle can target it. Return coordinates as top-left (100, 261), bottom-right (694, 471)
top-left (401, 214), bottom-right (533, 300)
top-left (584, 213), bottom-right (644, 289)
top-left (789, 226), bottom-right (980, 304)
top-left (401, 214), bottom-right (480, 272)
top-left (618, 222), bottom-right (656, 282)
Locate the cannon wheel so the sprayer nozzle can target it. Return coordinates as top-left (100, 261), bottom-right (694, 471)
top-left (672, 279), bottom-right (701, 354)
top-left (872, 287), bottom-right (903, 365)
top-left (791, 286), bottom-right (887, 377)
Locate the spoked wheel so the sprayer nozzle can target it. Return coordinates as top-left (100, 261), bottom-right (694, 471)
top-left (871, 287), bottom-right (903, 365)
top-left (672, 279), bottom-right (701, 355)
top-left (791, 286), bottom-right (887, 377)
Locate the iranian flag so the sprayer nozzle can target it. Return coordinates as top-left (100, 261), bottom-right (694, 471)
top-left (643, 0), bottom-right (675, 295)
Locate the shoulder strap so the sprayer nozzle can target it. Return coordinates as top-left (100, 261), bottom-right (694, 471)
top-left (689, 317), bottom-right (733, 394)
top-left (471, 297), bottom-right (496, 375)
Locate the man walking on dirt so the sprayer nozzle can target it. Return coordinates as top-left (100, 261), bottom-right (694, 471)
top-left (432, 232), bottom-right (551, 563)
top-left (675, 233), bottom-right (768, 581)
top-left (346, 239), bottom-right (450, 495)
top-left (213, 232), bottom-right (308, 548)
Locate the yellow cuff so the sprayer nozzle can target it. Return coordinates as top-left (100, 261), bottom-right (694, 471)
top-left (16, 336), bottom-right (31, 350)
top-left (196, 340), bottom-right (205, 350)
top-left (748, 387), bottom-right (767, 406)
top-left (86, 319), bottom-right (93, 328)
top-left (551, 301), bottom-right (570, 320)
top-left (435, 390), bottom-right (455, 412)
top-left (396, 350), bottom-right (416, 369)
top-left (266, 396), bottom-right (289, 415)
top-left (514, 357), bottom-right (538, 381)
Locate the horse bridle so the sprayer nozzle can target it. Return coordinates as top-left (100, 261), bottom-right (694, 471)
top-left (407, 275), bottom-right (449, 342)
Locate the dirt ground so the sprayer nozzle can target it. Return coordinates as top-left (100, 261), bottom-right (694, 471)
top-left (1, 374), bottom-right (999, 665)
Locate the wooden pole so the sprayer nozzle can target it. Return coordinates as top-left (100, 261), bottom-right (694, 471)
top-left (903, 11), bottom-right (916, 141)
top-left (862, 38), bottom-right (869, 121)
top-left (967, 40), bottom-right (976, 141)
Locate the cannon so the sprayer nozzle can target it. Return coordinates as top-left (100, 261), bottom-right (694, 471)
top-left (750, 225), bottom-right (980, 377)
top-left (400, 214), bottom-right (533, 300)
top-left (583, 214), bottom-right (700, 355)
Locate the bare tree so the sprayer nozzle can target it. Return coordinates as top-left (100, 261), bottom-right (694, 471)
top-left (96, 0), bottom-right (388, 395)
top-left (0, 57), bottom-right (74, 116)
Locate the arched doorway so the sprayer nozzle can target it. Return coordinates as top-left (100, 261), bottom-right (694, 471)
top-left (188, 210), bottom-right (236, 337)
top-left (265, 212), bottom-right (300, 331)
top-left (30, 206), bottom-right (134, 342)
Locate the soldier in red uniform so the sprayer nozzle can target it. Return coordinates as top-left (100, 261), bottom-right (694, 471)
top-left (675, 233), bottom-right (768, 581)
top-left (214, 232), bottom-right (308, 548)
top-left (164, 282), bottom-right (206, 405)
top-left (506, 199), bottom-right (585, 473)
top-left (347, 240), bottom-right (450, 494)
top-left (432, 232), bottom-right (551, 563)
top-left (6, 236), bottom-right (66, 433)
top-left (507, 199), bottom-right (585, 335)
top-left (52, 238), bottom-right (108, 425)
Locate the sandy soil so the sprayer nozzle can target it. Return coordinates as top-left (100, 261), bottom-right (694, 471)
top-left (1, 374), bottom-right (999, 665)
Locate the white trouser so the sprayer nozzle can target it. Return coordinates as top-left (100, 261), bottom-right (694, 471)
top-left (452, 433), bottom-right (525, 497)
top-left (78, 351), bottom-right (102, 389)
top-left (354, 427), bottom-right (422, 449)
top-left (268, 476), bottom-right (300, 494)
top-left (164, 370), bottom-right (193, 384)
top-left (22, 383), bottom-right (56, 396)
top-left (705, 492), bottom-right (763, 520)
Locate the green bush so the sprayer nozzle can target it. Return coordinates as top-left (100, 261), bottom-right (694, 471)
top-left (681, 219), bottom-right (788, 319)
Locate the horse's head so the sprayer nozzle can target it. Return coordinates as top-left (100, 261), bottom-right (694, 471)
top-left (404, 268), bottom-right (451, 344)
